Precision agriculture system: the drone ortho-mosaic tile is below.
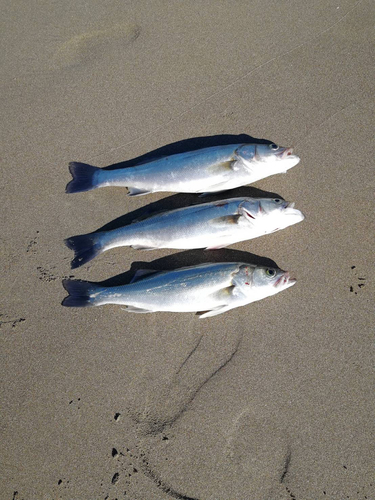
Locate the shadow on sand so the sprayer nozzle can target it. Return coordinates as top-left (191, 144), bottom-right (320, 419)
top-left (97, 249), bottom-right (279, 287)
top-left (102, 133), bottom-right (274, 171)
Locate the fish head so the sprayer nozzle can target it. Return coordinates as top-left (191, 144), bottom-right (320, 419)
top-left (238, 143), bottom-right (300, 175)
top-left (233, 264), bottom-right (296, 300)
top-left (238, 198), bottom-right (305, 232)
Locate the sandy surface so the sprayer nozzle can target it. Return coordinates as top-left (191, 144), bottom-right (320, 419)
top-left (1, 1), bottom-right (374, 499)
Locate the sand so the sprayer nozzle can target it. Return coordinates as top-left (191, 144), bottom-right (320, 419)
top-left (1, 1), bottom-right (374, 499)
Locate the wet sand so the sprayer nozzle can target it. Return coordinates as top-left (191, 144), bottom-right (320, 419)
top-left (1, 1), bottom-right (373, 499)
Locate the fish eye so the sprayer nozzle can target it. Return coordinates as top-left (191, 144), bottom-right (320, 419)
top-left (265, 268), bottom-right (276, 277)
top-left (274, 198), bottom-right (282, 203)
top-left (269, 143), bottom-right (279, 151)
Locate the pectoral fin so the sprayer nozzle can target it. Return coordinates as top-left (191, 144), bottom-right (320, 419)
top-left (196, 160), bottom-right (236, 195)
top-left (210, 214), bottom-right (241, 226)
top-left (196, 285), bottom-right (236, 317)
top-left (207, 160), bottom-right (234, 174)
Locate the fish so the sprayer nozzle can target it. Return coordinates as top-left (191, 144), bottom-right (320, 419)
top-left (65, 197), bottom-right (305, 268)
top-left (61, 261), bottom-right (296, 318)
top-left (66, 143), bottom-right (300, 195)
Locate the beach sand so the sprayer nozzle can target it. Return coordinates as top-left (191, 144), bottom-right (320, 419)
top-left (1, 1), bottom-right (373, 498)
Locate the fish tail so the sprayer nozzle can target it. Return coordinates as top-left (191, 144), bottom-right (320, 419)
top-left (62, 279), bottom-right (104, 307)
top-left (66, 162), bottom-right (101, 193)
top-left (65, 232), bottom-right (104, 268)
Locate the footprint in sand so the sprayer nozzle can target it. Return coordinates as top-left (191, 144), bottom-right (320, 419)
top-left (126, 332), bottom-right (241, 436)
top-left (52, 23), bottom-right (140, 69)
top-left (226, 408), bottom-right (291, 487)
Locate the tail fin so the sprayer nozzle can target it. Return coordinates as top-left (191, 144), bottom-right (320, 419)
top-left (62, 279), bottom-right (103, 307)
top-left (65, 232), bottom-right (104, 268)
top-left (66, 162), bottom-right (101, 193)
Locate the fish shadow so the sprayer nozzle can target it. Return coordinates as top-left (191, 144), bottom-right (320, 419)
top-left (102, 133), bottom-right (274, 171)
top-left (99, 249), bottom-right (279, 287)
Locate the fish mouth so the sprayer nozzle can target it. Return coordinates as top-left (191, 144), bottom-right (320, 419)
top-left (274, 271), bottom-right (296, 289)
top-left (283, 202), bottom-right (305, 220)
top-left (276, 147), bottom-right (300, 169)
top-left (276, 147), bottom-right (294, 159)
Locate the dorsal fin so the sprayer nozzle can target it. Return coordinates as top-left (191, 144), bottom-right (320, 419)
top-left (130, 268), bottom-right (159, 283)
top-left (130, 208), bottom-right (170, 223)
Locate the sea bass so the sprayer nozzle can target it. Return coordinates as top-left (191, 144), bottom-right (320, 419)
top-left (62, 262), bottom-right (296, 318)
top-left (65, 197), bottom-right (304, 268)
top-left (66, 143), bottom-right (300, 195)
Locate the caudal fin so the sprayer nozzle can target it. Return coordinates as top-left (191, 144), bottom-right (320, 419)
top-left (65, 232), bottom-right (104, 268)
top-left (66, 162), bottom-right (101, 193)
top-left (62, 279), bottom-right (103, 307)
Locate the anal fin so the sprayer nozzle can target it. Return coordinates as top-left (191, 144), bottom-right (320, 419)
top-left (128, 187), bottom-right (152, 196)
top-left (196, 305), bottom-right (232, 318)
top-left (204, 244), bottom-right (229, 250)
top-left (131, 244), bottom-right (157, 250)
top-left (122, 306), bottom-right (154, 313)
top-left (197, 183), bottom-right (231, 196)
top-left (130, 268), bottom-right (160, 283)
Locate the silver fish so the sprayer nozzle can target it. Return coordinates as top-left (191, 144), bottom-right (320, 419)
top-left (65, 197), bottom-right (304, 268)
top-left (66, 143), bottom-right (300, 195)
top-left (62, 262), bottom-right (296, 318)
